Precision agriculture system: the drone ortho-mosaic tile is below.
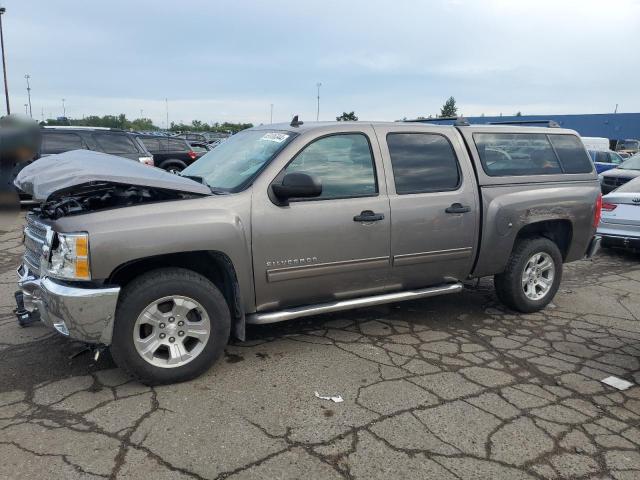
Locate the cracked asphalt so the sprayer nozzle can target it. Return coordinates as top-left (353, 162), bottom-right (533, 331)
top-left (1, 212), bottom-right (640, 479)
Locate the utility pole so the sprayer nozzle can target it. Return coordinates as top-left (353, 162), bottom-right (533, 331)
top-left (316, 82), bottom-right (322, 121)
top-left (0, 7), bottom-right (10, 115)
top-left (614, 104), bottom-right (619, 114)
top-left (24, 74), bottom-right (32, 117)
top-left (165, 98), bottom-right (169, 131)
top-left (61, 98), bottom-right (66, 118)
top-left (23, 103), bottom-right (27, 115)
top-left (270, 103), bottom-right (273, 124)
top-left (40, 107), bottom-right (44, 122)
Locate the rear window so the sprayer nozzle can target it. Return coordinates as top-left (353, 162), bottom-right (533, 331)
top-left (474, 133), bottom-right (592, 176)
top-left (41, 132), bottom-right (86, 154)
top-left (140, 137), bottom-right (161, 152)
top-left (548, 134), bottom-right (593, 173)
top-left (167, 139), bottom-right (189, 152)
top-left (93, 133), bottom-right (140, 154)
top-left (387, 133), bottom-right (460, 193)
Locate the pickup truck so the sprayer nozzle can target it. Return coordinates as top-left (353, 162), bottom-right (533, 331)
top-left (14, 120), bottom-right (602, 385)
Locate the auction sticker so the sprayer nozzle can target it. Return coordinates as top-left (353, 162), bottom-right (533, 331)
top-left (260, 133), bottom-right (289, 143)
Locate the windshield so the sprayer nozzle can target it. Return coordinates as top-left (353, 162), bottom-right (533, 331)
top-left (617, 140), bottom-right (640, 151)
top-left (619, 154), bottom-right (640, 171)
top-left (181, 130), bottom-right (295, 192)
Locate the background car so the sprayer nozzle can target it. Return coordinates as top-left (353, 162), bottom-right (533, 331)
top-left (588, 149), bottom-right (624, 173)
top-left (615, 139), bottom-right (640, 156)
top-left (173, 132), bottom-right (208, 143)
top-left (187, 141), bottom-right (212, 158)
top-left (599, 153), bottom-right (640, 194)
top-left (135, 134), bottom-right (198, 173)
top-left (598, 176), bottom-right (640, 251)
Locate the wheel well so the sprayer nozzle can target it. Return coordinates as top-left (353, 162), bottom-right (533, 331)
top-left (108, 251), bottom-right (244, 336)
top-left (515, 220), bottom-right (573, 260)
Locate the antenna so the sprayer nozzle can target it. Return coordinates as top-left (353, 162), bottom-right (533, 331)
top-left (290, 115), bottom-right (304, 127)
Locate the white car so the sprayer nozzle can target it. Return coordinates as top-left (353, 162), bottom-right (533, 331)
top-left (598, 176), bottom-right (640, 251)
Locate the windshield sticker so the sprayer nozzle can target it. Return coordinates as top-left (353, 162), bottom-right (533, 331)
top-left (260, 133), bottom-right (289, 143)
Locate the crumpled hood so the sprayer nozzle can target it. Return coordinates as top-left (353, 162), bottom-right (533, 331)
top-left (14, 149), bottom-right (211, 201)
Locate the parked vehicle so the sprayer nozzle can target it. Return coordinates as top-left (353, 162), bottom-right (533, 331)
top-left (135, 134), bottom-right (198, 173)
top-left (598, 176), bottom-right (640, 251)
top-left (13, 127), bottom-right (154, 202)
top-left (40, 127), bottom-right (154, 164)
top-left (14, 121), bottom-right (601, 384)
top-left (588, 149), bottom-right (624, 174)
top-left (188, 141), bottom-right (212, 158)
top-left (615, 139), bottom-right (640, 156)
top-left (582, 136), bottom-right (610, 152)
top-left (174, 132), bottom-right (208, 143)
top-left (599, 154), bottom-right (640, 194)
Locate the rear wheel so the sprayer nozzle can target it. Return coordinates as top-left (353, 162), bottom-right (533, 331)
top-left (494, 237), bottom-right (562, 313)
top-left (159, 160), bottom-right (187, 174)
top-left (111, 268), bottom-right (230, 385)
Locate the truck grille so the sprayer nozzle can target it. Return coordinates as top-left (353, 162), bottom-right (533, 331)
top-left (23, 215), bottom-right (49, 276)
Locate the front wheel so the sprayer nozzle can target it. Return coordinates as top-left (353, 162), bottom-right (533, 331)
top-left (494, 237), bottom-right (563, 313)
top-left (111, 268), bottom-right (230, 385)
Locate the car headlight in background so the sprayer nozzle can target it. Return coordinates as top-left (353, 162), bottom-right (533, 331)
top-left (48, 232), bottom-right (90, 280)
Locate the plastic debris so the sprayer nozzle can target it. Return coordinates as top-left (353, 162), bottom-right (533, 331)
top-left (314, 391), bottom-right (344, 403)
top-left (601, 376), bottom-right (633, 391)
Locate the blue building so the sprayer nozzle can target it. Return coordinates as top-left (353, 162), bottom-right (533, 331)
top-left (411, 113), bottom-right (640, 142)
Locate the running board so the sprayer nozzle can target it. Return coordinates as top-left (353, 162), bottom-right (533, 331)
top-left (246, 282), bottom-right (463, 325)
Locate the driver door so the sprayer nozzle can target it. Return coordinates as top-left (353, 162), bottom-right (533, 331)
top-left (251, 128), bottom-right (391, 312)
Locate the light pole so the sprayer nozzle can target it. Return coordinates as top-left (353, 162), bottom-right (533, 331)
top-left (165, 98), bottom-right (169, 131)
top-left (270, 103), bottom-right (273, 124)
top-left (24, 74), bottom-right (32, 118)
top-left (61, 98), bottom-right (66, 118)
top-left (316, 82), bottom-right (322, 121)
top-left (23, 103), bottom-right (27, 115)
top-left (0, 7), bottom-right (10, 115)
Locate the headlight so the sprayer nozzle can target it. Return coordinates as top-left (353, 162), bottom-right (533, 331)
top-left (48, 232), bottom-right (91, 280)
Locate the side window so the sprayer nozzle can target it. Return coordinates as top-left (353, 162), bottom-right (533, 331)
top-left (474, 133), bottom-right (562, 176)
top-left (609, 152), bottom-right (623, 165)
top-left (596, 151), bottom-right (609, 163)
top-left (387, 133), bottom-right (460, 194)
top-left (283, 133), bottom-right (377, 200)
top-left (169, 139), bottom-right (189, 152)
top-left (93, 133), bottom-right (139, 154)
top-left (41, 132), bottom-right (85, 154)
top-left (548, 134), bottom-right (593, 173)
top-left (141, 137), bottom-right (160, 152)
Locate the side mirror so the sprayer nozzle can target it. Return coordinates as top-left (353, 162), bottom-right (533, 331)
top-left (272, 172), bottom-right (322, 203)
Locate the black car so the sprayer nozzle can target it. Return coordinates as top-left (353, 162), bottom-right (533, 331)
top-left (135, 135), bottom-right (198, 173)
top-left (599, 154), bottom-right (640, 194)
top-left (174, 132), bottom-right (208, 143)
top-left (187, 141), bottom-right (211, 158)
top-left (40, 127), bottom-right (154, 164)
top-left (14, 127), bottom-right (154, 202)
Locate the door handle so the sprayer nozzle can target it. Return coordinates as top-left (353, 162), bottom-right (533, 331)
top-left (445, 203), bottom-right (471, 214)
top-left (354, 210), bottom-right (385, 222)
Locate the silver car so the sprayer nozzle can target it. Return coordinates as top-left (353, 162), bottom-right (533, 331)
top-left (598, 176), bottom-right (640, 251)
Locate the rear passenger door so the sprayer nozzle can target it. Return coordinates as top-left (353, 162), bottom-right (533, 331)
top-left (374, 125), bottom-right (480, 289)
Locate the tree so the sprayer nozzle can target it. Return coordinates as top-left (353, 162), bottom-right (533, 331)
top-left (515, 111), bottom-right (522, 117)
top-left (336, 111), bottom-right (358, 121)
top-left (440, 97), bottom-right (458, 118)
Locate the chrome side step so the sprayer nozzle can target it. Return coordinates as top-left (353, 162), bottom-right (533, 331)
top-left (246, 282), bottom-right (463, 325)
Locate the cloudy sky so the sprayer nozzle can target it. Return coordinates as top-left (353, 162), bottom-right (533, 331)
top-left (3, 0), bottom-right (640, 126)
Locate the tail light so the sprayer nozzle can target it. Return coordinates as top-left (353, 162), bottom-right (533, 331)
top-left (601, 202), bottom-right (617, 212)
top-left (593, 193), bottom-right (602, 227)
top-left (187, 150), bottom-right (197, 160)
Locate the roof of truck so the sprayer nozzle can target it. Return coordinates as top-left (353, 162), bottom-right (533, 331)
top-left (252, 121), bottom-right (578, 136)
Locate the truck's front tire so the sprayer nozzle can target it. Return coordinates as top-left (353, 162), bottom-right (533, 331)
top-left (111, 268), bottom-right (230, 385)
top-left (494, 237), bottom-right (562, 313)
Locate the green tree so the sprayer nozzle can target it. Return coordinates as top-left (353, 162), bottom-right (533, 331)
top-left (336, 111), bottom-right (358, 121)
top-left (440, 97), bottom-right (458, 118)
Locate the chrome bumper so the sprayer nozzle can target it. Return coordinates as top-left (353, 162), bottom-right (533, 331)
top-left (17, 265), bottom-right (120, 345)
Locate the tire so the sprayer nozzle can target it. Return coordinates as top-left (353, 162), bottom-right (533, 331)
top-left (494, 237), bottom-right (563, 313)
top-left (159, 160), bottom-right (187, 174)
top-left (110, 268), bottom-right (230, 385)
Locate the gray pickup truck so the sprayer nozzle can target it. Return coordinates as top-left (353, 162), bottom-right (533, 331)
top-left (14, 120), bottom-right (602, 384)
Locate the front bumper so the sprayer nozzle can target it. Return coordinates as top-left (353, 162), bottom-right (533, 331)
top-left (16, 264), bottom-right (120, 345)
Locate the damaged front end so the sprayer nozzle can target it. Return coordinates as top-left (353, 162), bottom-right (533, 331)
top-left (38, 182), bottom-right (203, 219)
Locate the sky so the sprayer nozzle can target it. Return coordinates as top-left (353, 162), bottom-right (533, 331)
top-left (3, 0), bottom-right (640, 127)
